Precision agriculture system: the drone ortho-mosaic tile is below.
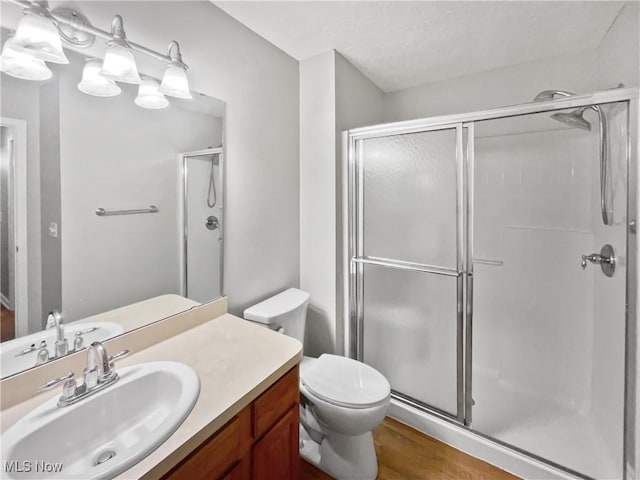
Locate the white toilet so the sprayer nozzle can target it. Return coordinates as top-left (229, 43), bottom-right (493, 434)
top-left (244, 288), bottom-right (391, 480)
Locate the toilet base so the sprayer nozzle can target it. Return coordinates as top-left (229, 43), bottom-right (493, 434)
top-left (299, 425), bottom-right (378, 480)
top-left (320, 430), bottom-right (378, 480)
top-left (300, 425), bottom-right (321, 465)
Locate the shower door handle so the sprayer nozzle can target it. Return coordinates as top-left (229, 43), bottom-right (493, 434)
top-left (581, 244), bottom-right (615, 277)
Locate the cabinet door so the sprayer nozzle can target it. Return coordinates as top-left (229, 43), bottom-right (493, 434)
top-left (252, 405), bottom-right (299, 480)
top-left (221, 457), bottom-right (250, 480)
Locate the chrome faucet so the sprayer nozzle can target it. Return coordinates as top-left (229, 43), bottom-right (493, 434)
top-left (581, 244), bottom-right (616, 277)
top-left (87, 341), bottom-right (117, 383)
top-left (45, 310), bottom-right (68, 358)
top-left (37, 341), bottom-right (130, 407)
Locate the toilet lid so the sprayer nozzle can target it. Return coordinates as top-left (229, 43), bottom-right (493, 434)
top-left (301, 354), bottom-right (390, 408)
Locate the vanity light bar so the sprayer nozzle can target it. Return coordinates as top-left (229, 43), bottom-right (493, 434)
top-left (5, 0), bottom-right (187, 68)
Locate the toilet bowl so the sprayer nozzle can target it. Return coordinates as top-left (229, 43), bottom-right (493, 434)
top-left (244, 288), bottom-right (391, 480)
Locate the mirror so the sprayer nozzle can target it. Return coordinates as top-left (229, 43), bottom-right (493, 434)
top-left (0, 39), bottom-right (225, 378)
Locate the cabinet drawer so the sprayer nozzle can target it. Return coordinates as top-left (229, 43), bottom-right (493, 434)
top-left (163, 408), bottom-right (251, 480)
top-left (253, 366), bottom-right (299, 438)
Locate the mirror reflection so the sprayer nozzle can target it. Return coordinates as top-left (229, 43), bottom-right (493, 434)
top-left (0, 42), bottom-right (224, 378)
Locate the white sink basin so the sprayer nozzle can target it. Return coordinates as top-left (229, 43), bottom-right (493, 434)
top-left (1, 361), bottom-right (200, 479)
top-left (1, 322), bottom-right (125, 378)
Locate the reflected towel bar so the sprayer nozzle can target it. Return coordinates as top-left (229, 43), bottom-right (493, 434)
top-left (95, 205), bottom-right (158, 216)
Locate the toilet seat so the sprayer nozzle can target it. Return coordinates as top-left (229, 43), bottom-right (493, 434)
top-left (301, 354), bottom-right (390, 409)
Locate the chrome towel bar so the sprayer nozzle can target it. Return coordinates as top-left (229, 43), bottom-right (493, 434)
top-left (95, 205), bottom-right (158, 216)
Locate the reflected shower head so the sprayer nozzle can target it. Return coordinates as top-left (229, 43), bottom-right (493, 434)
top-left (533, 90), bottom-right (576, 102)
top-left (550, 107), bottom-right (591, 131)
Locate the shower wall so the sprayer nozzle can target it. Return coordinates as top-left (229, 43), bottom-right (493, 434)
top-left (470, 115), bottom-right (627, 477)
top-left (184, 155), bottom-right (222, 303)
top-left (347, 97), bottom-right (633, 479)
top-left (473, 126), bottom-right (595, 410)
top-left (588, 102), bottom-right (628, 469)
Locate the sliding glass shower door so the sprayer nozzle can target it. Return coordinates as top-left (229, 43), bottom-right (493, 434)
top-left (350, 126), bottom-right (467, 419)
top-left (346, 93), bottom-right (635, 480)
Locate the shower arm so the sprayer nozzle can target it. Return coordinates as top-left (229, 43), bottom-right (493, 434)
top-left (533, 90), bottom-right (612, 226)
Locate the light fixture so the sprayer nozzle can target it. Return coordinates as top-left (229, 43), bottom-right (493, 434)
top-left (135, 77), bottom-right (169, 109)
top-left (158, 41), bottom-right (192, 99)
top-left (0, 35), bottom-right (52, 81)
top-left (3, 0), bottom-right (192, 107)
top-left (13, 0), bottom-right (68, 64)
top-left (77, 58), bottom-right (121, 97)
top-left (99, 15), bottom-right (141, 84)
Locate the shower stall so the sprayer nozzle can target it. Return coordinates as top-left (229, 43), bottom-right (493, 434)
top-left (180, 148), bottom-right (224, 303)
top-left (343, 88), bottom-right (638, 479)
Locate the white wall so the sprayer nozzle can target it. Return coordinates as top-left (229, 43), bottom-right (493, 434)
top-left (334, 52), bottom-right (385, 354)
top-left (38, 73), bottom-right (62, 324)
top-left (383, 3), bottom-right (638, 122)
top-left (0, 77), bottom-right (42, 334)
top-left (598, 2), bottom-right (640, 92)
top-left (300, 51), bottom-right (337, 356)
top-left (299, 50), bottom-right (383, 356)
top-left (57, 55), bottom-right (219, 322)
top-left (0, 126), bottom-right (13, 307)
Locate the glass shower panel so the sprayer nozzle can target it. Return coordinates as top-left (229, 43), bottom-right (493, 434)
top-left (362, 264), bottom-right (458, 415)
top-left (471, 103), bottom-right (628, 479)
top-left (185, 154), bottom-right (222, 303)
top-left (362, 128), bottom-right (458, 267)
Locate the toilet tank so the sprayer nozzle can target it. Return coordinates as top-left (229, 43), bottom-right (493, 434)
top-left (243, 288), bottom-right (310, 344)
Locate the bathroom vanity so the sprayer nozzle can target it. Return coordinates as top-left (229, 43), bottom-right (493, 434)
top-left (0, 300), bottom-right (302, 480)
top-left (163, 366), bottom-right (299, 480)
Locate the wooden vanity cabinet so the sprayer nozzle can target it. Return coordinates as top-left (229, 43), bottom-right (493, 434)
top-left (163, 366), bottom-right (300, 480)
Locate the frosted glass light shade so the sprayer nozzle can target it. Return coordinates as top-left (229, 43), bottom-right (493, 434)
top-left (99, 43), bottom-right (141, 84)
top-left (135, 77), bottom-right (169, 109)
top-left (0, 36), bottom-right (52, 81)
top-left (13, 10), bottom-right (68, 64)
top-left (77, 59), bottom-right (121, 97)
top-left (158, 64), bottom-right (192, 99)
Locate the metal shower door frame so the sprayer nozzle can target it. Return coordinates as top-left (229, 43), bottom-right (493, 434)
top-left (347, 122), bottom-right (470, 423)
top-left (343, 87), bottom-right (639, 479)
top-left (179, 147), bottom-right (225, 300)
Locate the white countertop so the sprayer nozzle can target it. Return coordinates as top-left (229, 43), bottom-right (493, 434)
top-left (75, 294), bottom-right (200, 334)
top-left (0, 313), bottom-right (303, 479)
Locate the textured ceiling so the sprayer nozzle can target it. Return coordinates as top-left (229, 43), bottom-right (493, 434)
top-left (214, 1), bottom-right (625, 92)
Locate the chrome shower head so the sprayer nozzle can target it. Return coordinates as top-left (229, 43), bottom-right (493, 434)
top-left (533, 90), bottom-right (576, 102)
top-left (550, 107), bottom-right (591, 131)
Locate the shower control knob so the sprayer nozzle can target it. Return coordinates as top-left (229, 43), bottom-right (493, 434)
top-left (580, 244), bottom-right (615, 277)
top-left (205, 215), bottom-right (219, 231)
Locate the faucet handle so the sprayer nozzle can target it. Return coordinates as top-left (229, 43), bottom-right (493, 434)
top-left (37, 371), bottom-right (75, 392)
top-left (83, 367), bottom-right (99, 389)
top-left (108, 349), bottom-right (131, 365)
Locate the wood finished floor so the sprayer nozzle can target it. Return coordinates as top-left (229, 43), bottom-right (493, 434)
top-left (300, 417), bottom-right (520, 480)
top-left (1, 304), bottom-right (15, 342)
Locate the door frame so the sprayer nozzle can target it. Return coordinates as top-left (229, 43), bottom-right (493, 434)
top-left (178, 147), bottom-right (224, 300)
top-left (1, 117), bottom-right (28, 337)
top-left (347, 122), bottom-right (468, 423)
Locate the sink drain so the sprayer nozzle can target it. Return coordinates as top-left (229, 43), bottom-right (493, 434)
top-left (94, 449), bottom-right (116, 466)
